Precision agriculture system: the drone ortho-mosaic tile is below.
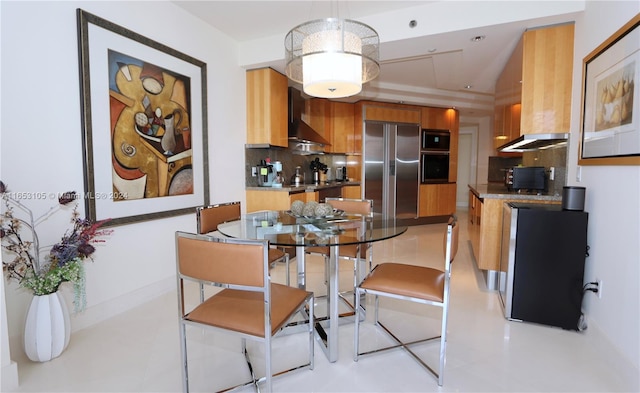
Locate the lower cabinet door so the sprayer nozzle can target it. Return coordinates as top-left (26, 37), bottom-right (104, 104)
top-left (418, 183), bottom-right (457, 217)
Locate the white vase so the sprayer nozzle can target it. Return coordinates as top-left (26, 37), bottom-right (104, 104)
top-left (23, 291), bottom-right (71, 362)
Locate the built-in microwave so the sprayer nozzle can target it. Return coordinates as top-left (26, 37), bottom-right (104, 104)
top-left (422, 129), bottom-right (450, 151)
top-left (421, 151), bottom-right (450, 183)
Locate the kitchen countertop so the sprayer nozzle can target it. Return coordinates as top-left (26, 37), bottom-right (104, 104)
top-left (469, 183), bottom-right (562, 202)
top-left (246, 181), bottom-right (360, 193)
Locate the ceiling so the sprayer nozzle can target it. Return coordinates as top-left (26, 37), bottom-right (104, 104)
top-left (172, 1), bottom-right (584, 117)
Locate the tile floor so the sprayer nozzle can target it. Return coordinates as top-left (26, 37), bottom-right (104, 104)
top-left (9, 210), bottom-right (633, 392)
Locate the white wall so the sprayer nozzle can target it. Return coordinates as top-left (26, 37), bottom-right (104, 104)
top-left (0, 0), bottom-right (246, 361)
top-left (469, 115), bottom-right (493, 183)
top-left (457, 124), bottom-right (480, 207)
top-left (566, 1), bottom-right (640, 380)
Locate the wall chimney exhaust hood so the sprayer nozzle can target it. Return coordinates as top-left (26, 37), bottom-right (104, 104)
top-left (498, 133), bottom-right (568, 152)
top-left (288, 87), bottom-right (330, 154)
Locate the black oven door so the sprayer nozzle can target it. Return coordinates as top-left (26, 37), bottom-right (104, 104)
top-left (421, 152), bottom-right (450, 183)
top-left (422, 129), bottom-right (450, 151)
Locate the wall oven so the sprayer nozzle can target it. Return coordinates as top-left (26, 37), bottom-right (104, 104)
top-left (421, 151), bottom-right (450, 183)
top-left (422, 129), bottom-right (450, 151)
top-left (420, 129), bottom-right (450, 183)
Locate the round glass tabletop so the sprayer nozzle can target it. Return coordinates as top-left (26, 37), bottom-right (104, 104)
top-left (217, 210), bottom-right (408, 248)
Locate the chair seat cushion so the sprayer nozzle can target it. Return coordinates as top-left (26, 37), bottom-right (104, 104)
top-left (268, 248), bottom-right (286, 263)
top-left (360, 263), bottom-right (445, 302)
top-left (186, 283), bottom-right (310, 337)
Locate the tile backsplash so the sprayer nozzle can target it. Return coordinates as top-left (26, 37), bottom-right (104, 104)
top-left (488, 156), bottom-right (523, 182)
top-left (523, 146), bottom-right (567, 196)
top-left (245, 148), bottom-right (347, 187)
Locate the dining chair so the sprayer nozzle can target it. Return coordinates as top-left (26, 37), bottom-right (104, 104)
top-left (354, 215), bottom-right (459, 386)
top-left (306, 197), bottom-right (373, 310)
top-left (175, 232), bottom-right (314, 393)
top-left (196, 201), bottom-right (291, 293)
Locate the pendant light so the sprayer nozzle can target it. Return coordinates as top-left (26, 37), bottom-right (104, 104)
top-left (285, 18), bottom-right (380, 98)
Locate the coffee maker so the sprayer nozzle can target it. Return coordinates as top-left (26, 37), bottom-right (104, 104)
top-left (272, 161), bottom-right (284, 188)
top-left (257, 160), bottom-right (275, 187)
top-left (336, 166), bottom-right (348, 182)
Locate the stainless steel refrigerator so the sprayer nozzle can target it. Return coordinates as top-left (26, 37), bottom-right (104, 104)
top-left (364, 121), bottom-right (420, 220)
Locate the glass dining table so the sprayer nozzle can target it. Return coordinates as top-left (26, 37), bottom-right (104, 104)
top-left (217, 209), bottom-right (408, 362)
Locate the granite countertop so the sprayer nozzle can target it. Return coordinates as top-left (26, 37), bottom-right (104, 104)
top-left (246, 181), bottom-right (360, 193)
top-left (469, 183), bottom-right (562, 201)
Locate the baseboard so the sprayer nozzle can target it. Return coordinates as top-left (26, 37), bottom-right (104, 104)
top-left (69, 277), bottom-right (175, 333)
top-left (398, 215), bottom-right (451, 226)
top-left (583, 318), bottom-right (640, 391)
top-left (1, 360), bottom-right (19, 391)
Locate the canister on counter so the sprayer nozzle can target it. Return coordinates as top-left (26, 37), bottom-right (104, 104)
top-left (562, 186), bottom-right (586, 211)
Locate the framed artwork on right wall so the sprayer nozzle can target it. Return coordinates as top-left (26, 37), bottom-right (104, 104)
top-left (579, 13), bottom-right (640, 165)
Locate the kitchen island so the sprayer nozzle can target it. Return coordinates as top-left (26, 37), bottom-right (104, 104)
top-left (246, 181), bottom-right (360, 212)
top-left (468, 183), bottom-right (562, 290)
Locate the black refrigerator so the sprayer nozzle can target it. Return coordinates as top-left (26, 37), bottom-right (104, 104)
top-left (498, 202), bottom-right (589, 330)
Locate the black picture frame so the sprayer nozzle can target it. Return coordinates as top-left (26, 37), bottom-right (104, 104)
top-left (77, 9), bottom-right (209, 226)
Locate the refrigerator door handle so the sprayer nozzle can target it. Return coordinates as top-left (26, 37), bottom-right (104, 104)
top-left (389, 160), bottom-right (396, 176)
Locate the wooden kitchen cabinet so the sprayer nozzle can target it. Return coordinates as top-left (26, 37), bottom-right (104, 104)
top-left (421, 107), bottom-right (459, 183)
top-left (493, 23), bottom-right (574, 152)
top-left (468, 191), bottom-right (482, 257)
top-left (469, 190), bottom-right (561, 271)
top-left (327, 101), bottom-right (356, 154)
top-left (494, 36), bottom-right (523, 151)
top-left (304, 99), bottom-right (357, 154)
top-left (359, 101), bottom-right (421, 124)
top-left (421, 107), bottom-right (450, 130)
top-left (342, 185), bottom-right (361, 199)
top-left (521, 23), bottom-right (574, 135)
top-left (304, 98), bottom-right (329, 143)
top-left (246, 190), bottom-right (318, 212)
top-left (246, 68), bottom-right (288, 147)
top-left (447, 109), bottom-right (460, 183)
top-left (419, 183), bottom-right (456, 217)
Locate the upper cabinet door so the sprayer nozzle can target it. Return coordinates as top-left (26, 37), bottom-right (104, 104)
top-left (493, 22), bottom-right (574, 152)
top-left (421, 107), bottom-right (451, 130)
top-left (246, 68), bottom-right (288, 147)
top-left (520, 23), bottom-right (575, 135)
top-left (327, 101), bottom-right (355, 154)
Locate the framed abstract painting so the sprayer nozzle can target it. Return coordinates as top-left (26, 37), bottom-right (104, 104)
top-left (77, 9), bottom-right (209, 225)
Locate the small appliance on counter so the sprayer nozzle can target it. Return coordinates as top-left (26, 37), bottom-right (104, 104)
top-left (257, 159), bottom-right (274, 187)
top-left (336, 166), bottom-right (348, 182)
top-left (291, 166), bottom-right (304, 186)
top-left (505, 166), bottom-right (546, 192)
top-left (562, 186), bottom-right (586, 211)
top-left (272, 161), bottom-right (284, 188)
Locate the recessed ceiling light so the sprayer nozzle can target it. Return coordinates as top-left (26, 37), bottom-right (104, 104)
top-left (409, 20), bottom-right (417, 28)
top-left (470, 35), bottom-right (486, 42)
top-left (464, 85), bottom-right (472, 89)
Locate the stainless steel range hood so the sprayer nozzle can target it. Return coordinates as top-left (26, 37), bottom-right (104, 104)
top-left (288, 87), bottom-right (330, 154)
top-left (498, 133), bottom-right (568, 152)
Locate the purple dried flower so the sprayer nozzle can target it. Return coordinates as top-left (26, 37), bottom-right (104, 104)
top-left (0, 228), bottom-right (5, 238)
top-left (77, 242), bottom-right (95, 257)
top-left (0, 181), bottom-right (7, 193)
top-left (58, 191), bottom-right (77, 205)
